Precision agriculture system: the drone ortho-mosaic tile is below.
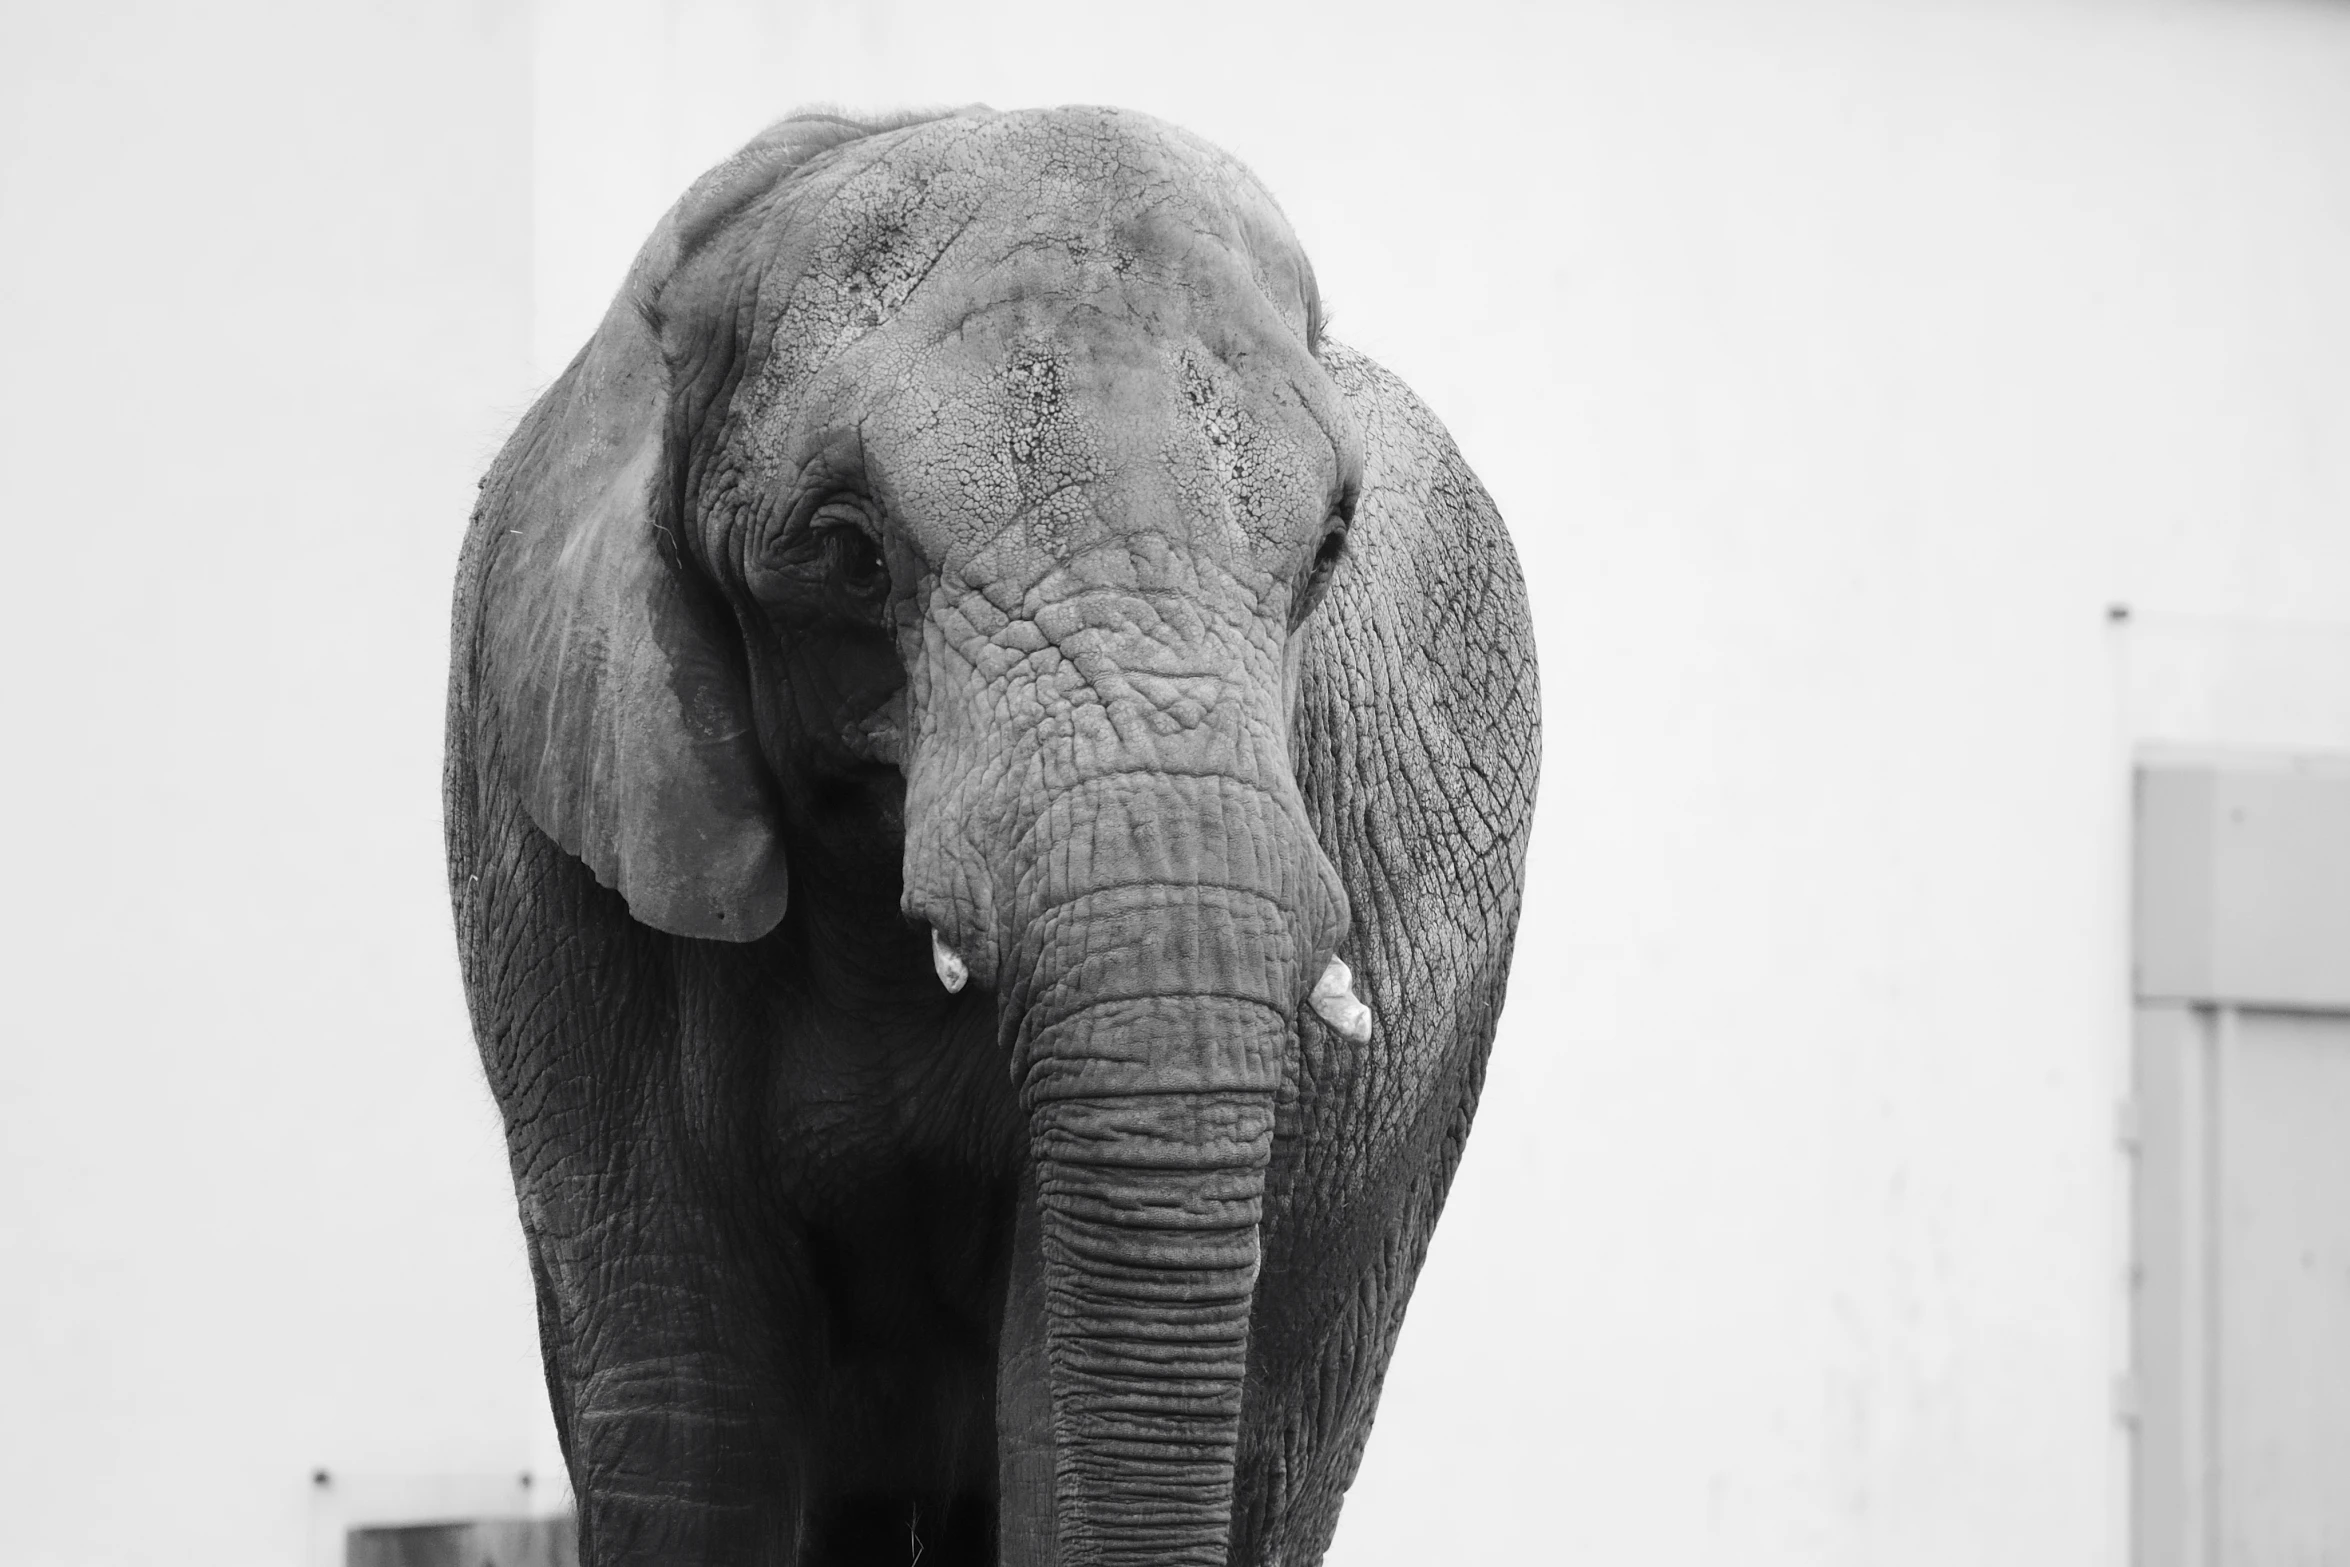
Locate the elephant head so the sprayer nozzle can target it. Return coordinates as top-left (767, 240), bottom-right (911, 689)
top-left (459, 105), bottom-right (1525, 1565)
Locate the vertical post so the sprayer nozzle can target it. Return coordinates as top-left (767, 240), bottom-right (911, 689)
top-left (2196, 1003), bottom-right (2233, 1567)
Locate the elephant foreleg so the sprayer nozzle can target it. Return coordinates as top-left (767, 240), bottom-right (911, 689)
top-left (524, 1174), bottom-right (810, 1566)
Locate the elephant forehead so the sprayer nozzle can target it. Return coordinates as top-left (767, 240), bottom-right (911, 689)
top-left (862, 316), bottom-right (1341, 585)
top-left (739, 107), bottom-right (1326, 463)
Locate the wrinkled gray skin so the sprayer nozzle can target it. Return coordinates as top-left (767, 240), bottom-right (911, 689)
top-left (445, 106), bottom-right (1538, 1567)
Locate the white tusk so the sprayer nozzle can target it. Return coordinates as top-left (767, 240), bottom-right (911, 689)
top-left (931, 930), bottom-right (968, 994)
top-left (1310, 955), bottom-right (1372, 1044)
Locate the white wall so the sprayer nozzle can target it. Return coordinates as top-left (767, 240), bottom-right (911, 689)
top-left (0, 4), bottom-right (546, 1564)
top-left (5, 2), bottom-right (2348, 1564)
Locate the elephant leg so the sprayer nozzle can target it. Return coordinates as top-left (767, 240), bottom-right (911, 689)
top-left (462, 784), bottom-right (817, 1562)
top-left (522, 1217), bottom-right (577, 1482)
top-left (524, 1165), bottom-right (811, 1567)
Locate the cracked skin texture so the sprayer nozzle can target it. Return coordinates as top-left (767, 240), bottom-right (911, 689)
top-left (445, 105), bottom-right (1537, 1567)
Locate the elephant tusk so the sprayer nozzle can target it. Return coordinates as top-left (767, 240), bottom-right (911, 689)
top-left (1310, 956), bottom-right (1372, 1044)
top-left (931, 929), bottom-right (969, 994)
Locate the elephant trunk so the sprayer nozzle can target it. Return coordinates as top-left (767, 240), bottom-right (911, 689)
top-left (994, 778), bottom-right (1337, 1567)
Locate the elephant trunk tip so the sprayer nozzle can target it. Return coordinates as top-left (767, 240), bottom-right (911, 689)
top-left (1310, 955), bottom-right (1372, 1044)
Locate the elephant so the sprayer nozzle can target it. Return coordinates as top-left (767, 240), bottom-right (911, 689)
top-left (443, 104), bottom-right (1539, 1567)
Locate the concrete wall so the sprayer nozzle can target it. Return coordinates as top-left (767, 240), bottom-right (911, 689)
top-left (6, 1), bottom-right (2348, 1563)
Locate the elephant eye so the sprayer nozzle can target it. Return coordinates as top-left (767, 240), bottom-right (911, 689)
top-left (1291, 522), bottom-right (1349, 629)
top-left (825, 525), bottom-right (887, 592)
top-left (1312, 527), bottom-right (1347, 578)
top-left (809, 499), bottom-right (890, 604)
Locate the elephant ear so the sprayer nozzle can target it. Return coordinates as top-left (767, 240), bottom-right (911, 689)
top-left (1241, 341), bottom-right (1539, 1567)
top-left (1294, 340), bottom-right (1541, 1096)
top-left (461, 111), bottom-right (965, 941)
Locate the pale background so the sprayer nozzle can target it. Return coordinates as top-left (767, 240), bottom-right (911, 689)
top-left (4, 1), bottom-right (2348, 1563)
